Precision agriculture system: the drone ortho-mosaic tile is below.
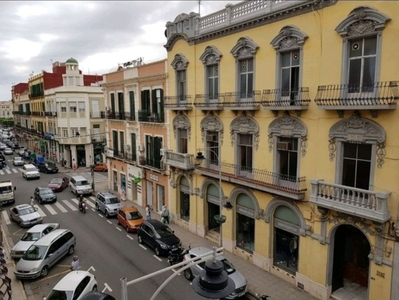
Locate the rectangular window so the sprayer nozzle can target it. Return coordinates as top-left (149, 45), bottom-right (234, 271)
top-left (177, 70), bottom-right (186, 101)
top-left (119, 131), bottom-right (124, 155)
top-left (131, 133), bottom-right (137, 161)
top-left (145, 135), bottom-right (163, 169)
top-left (281, 51), bottom-right (300, 102)
top-left (206, 132), bottom-right (219, 166)
top-left (63, 129), bottom-right (68, 138)
top-left (278, 137), bottom-right (298, 179)
top-left (93, 125), bottom-right (100, 141)
top-left (112, 130), bottom-right (118, 155)
top-left (110, 93), bottom-right (116, 113)
top-left (118, 92), bottom-right (124, 119)
top-left (69, 103), bottom-right (77, 112)
top-left (71, 128), bottom-right (79, 137)
top-left (178, 129), bottom-right (188, 154)
top-left (239, 134), bottom-right (253, 172)
top-left (341, 143), bottom-right (371, 190)
top-left (78, 102), bottom-right (85, 112)
top-left (207, 65), bottom-right (218, 101)
top-left (129, 91), bottom-right (135, 120)
top-left (239, 59), bottom-right (253, 99)
top-left (60, 103), bottom-right (67, 112)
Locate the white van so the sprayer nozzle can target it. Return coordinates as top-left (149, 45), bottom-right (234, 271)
top-left (0, 180), bottom-right (16, 205)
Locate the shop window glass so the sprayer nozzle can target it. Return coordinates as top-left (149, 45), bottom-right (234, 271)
top-left (236, 213), bottom-right (254, 253)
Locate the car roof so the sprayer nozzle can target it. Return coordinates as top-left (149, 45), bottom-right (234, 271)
top-left (27, 223), bottom-right (58, 232)
top-left (98, 191), bottom-right (115, 198)
top-left (121, 206), bottom-right (138, 213)
top-left (33, 229), bottom-right (70, 246)
top-left (80, 291), bottom-right (115, 300)
top-left (188, 247), bottom-right (225, 260)
top-left (37, 186), bottom-right (52, 190)
top-left (53, 271), bottom-right (93, 290)
top-left (24, 164), bottom-right (36, 168)
top-left (14, 204), bottom-right (31, 210)
top-left (144, 219), bottom-right (168, 229)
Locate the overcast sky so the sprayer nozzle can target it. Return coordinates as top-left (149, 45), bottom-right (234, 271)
top-left (0, 1), bottom-right (240, 101)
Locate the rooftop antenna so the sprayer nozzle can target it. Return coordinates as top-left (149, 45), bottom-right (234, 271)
top-left (198, 0), bottom-right (201, 15)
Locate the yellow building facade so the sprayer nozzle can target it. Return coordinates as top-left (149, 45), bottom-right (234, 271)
top-left (163, 1), bottom-right (399, 299)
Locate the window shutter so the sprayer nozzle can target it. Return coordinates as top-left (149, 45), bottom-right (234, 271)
top-left (141, 90), bottom-right (146, 111)
top-left (152, 90), bottom-right (158, 114)
top-left (129, 91), bottom-right (135, 120)
top-left (159, 89), bottom-right (164, 122)
top-left (131, 133), bottom-right (137, 161)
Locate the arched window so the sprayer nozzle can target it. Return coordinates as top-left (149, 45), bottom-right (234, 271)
top-left (200, 115), bottom-right (223, 169)
top-left (171, 54), bottom-right (189, 102)
top-left (199, 46), bottom-right (222, 103)
top-left (173, 114), bottom-right (191, 153)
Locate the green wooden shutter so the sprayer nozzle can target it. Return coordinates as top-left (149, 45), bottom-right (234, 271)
top-left (152, 90), bottom-right (158, 114)
top-left (112, 130), bottom-right (118, 154)
top-left (131, 133), bottom-right (136, 161)
top-left (129, 91), bottom-right (135, 120)
top-left (141, 90), bottom-right (146, 111)
top-left (110, 94), bottom-right (115, 113)
top-left (159, 89), bottom-right (164, 122)
top-left (154, 137), bottom-right (162, 169)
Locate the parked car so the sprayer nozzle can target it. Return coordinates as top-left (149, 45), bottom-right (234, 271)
top-left (4, 147), bottom-right (13, 155)
top-left (10, 223), bottom-right (59, 259)
top-left (80, 291), bottom-right (116, 300)
top-left (95, 191), bottom-right (121, 218)
top-left (117, 206), bottom-right (143, 232)
top-left (13, 156), bottom-right (25, 166)
top-left (19, 148), bottom-right (26, 156)
top-left (0, 143), bottom-right (6, 150)
top-left (0, 153), bottom-right (5, 162)
top-left (69, 175), bottom-right (93, 195)
top-left (9, 204), bottom-right (43, 228)
top-left (22, 164), bottom-right (40, 180)
top-left (48, 177), bottom-right (69, 192)
top-left (137, 219), bottom-right (181, 256)
top-left (34, 187), bottom-right (57, 204)
top-left (92, 163), bottom-right (108, 172)
top-left (37, 162), bottom-right (58, 173)
top-left (14, 229), bottom-right (76, 279)
top-left (182, 247), bottom-right (248, 299)
top-left (44, 270), bottom-right (97, 300)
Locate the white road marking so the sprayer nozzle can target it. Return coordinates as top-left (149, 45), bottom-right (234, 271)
top-left (36, 206), bottom-right (47, 217)
top-left (127, 235), bottom-right (133, 240)
top-left (89, 196), bottom-right (96, 201)
top-left (153, 255), bottom-right (162, 262)
top-left (63, 200), bottom-right (78, 211)
top-left (139, 244), bottom-right (147, 250)
top-left (0, 171), bottom-right (4, 175)
top-left (5, 169), bottom-right (11, 174)
top-left (98, 214), bottom-right (104, 218)
top-left (116, 227), bottom-right (122, 231)
top-left (55, 202), bottom-right (68, 213)
top-left (71, 198), bottom-right (79, 205)
top-left (18, 168), bottom-right (23, 171)
top-left (43, 204), bottom-right (57, 215)
top-left (2, 211), bottom-right (10, 225)
top-left (12, 168), bottom-right (18, 173)
top-left (102, 283), bottom-right (113, 293)
top-left (85, 200), bottom-right (95, 209)
top-left (87, 266), bottom-right (96, 272)
top-left (107, 220), bottom-right (112, 224)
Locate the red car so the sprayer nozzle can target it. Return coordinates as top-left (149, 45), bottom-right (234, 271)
top-left (48, 177), bottom-right (70, 192)
top-left (93, 163), bottom-right (108, 172)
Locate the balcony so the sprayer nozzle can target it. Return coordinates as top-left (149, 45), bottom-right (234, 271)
top-left (194, 94), bottom-right (224, 111)
top-left (222, 91), bottom-right (261, 112)
top-left (57, 136), bottom-right (91, 144)
top-left (138, 110), bottom-right (164, 123)
top-left (106, 111), bottom-right (127, 121)
top-left (140, 157), bottom-right (163, 170)
top-left (124, 151), bottom-right (137, 163)
top-left (309, 179), bottom-right (391, 223)
top-left (31, 111), bottom-right (44, 116)
top-left (164, 95), bottom-right (193, 111)
top-left (315, 81), bottom-right (399, 117)
top-left (196, 160), bottom-right (306, 200)
top-left (162, 150), bottom-right (195, 171)
top-left (90, 111), bottom-right (105, 119)
top-left (261, 88), bottom-right (310, 116)
top-left (44, 112), bottom-right (57, 117)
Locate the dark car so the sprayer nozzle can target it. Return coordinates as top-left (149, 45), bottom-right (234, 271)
top-left (34, 187), bottom-right (57, 204)
top-left (0, 153), bottom-right (5, 162)
top-left (47, 177), bottom-right (69, 192)
top-left (137, 219), bottom-right (181, 256)
top-left (37, 162), bottom-right (58, 173)
top-left (80, 291), bottom-right (116, 300)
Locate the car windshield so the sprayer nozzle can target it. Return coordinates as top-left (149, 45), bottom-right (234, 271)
top-left (19, 207), bottom-right (36, 215)
top-left (221, 258), bottom-right (236, 275)
top-left (26, 167), bottom-right (37, 172)
top-left (40, 189), bottom-right (53, 195)
top-left (21, 232), bottom-right (41, 242)
top-left (155, 226), bottom-right (174, 238)
top-left (127, 211), bottom-right (142, 220)
top-left (14, 157), bottom-right (22, 161)
top-left (77, 180), bottom-right (89, 186)
top-left (0, 186), bottom-right (12, 194)
top-left (107, 197), bottom-right (120, 204)
top-left (50, 178), bottom-right (63, 184)
top-left (46, 290), bottom-right (73, 300)
top-left (22, 245), bottom-right (47, 260)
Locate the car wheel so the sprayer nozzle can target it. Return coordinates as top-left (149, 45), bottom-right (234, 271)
top-left (155, 246), bottom-right (161, 257)
top-left (105, 211), bottom-right (109, 218)
top-left (45, 169), bottom-right (48, 174)
top-left (92, 285), bottom-right (97, 292)
top-left (125, 226), bottom-right (130, 233)
top-left (95, 203), bottom-right (99, 211)
top-left (138, 235), bottom-right (143, 244)
top-left (184, 269), bottom-right (194, 281)
top-left (67, 245), bottom-right (74, 256)
top-left (40, 266), bottom-right (49, 277)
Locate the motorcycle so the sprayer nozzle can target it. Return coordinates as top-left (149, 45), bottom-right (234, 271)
top-left (79, 200), bottom-right (87, 214)
top-left (167, 245), bottom-right (191, 265)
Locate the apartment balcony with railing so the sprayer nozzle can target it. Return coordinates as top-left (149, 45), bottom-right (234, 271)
top-left (90, 111), bottom-right (105, 119)
top-left (315, 81), bottom-right (399, 117)
top-left (162, 150), bottom-right (195, 171)
top-left (124, 151), bottom-right (137, 163)
top-left (138, 110), bottom-right (164, 123)
top-left (44, 112), bottom-right (57, 117)
top-left (56, 136), bottom-right (92, 145)
top-left (261, 88), bottom-right (310, 115)
top-left (164, 95), bottom-right (193, 111)
top-left (222, 91), bottom-right (261, 111)
top-left (105, 111), bottom-right (128, 121)
top-left (194, 94), bottom-right (224, 111)
top-left (139, 156), bottom-right (163, 170)
top-left (196, 159), bottom-right (306, 200)
top-left (31, 111), bottom-right (44, 116)
top-left (309, 179), bottom-right (391, 223)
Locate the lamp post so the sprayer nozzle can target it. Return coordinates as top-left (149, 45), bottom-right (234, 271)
top-left (195, 139), bottom-right (225, 248)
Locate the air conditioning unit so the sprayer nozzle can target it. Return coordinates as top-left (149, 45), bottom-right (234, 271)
top-left (277, 142), bottom-right (289, 151)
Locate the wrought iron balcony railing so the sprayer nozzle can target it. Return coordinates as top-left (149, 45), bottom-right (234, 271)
top-left (138, 110), bottom-right (165, 123)
top-left (162, 150), bottom-right (195, 170)
top-left (194, 94), bottom-right (224, 110)
top-left (106, 111), bottom-right (128, 120)
top-left (196, 160), bottom-right (306, 200)
top-left (310, 179), bottom-right (391, 223)
top-left (315, 81), bottom-right (399, 109)
top-left (261, 88), bottom-right (311, 109)
top-left (44, 112), bottom-right (57, 117)
top-left (164, 95), bottom-right (193, 110)
top-left (222, 91), bottom-right (261, 110)
top-left (90, 111), bottom-right (105, 118)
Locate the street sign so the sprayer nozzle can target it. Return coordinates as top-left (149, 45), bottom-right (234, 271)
top-left (133, 178), bottom-right (141, 184)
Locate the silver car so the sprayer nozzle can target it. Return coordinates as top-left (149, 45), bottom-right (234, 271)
top-left (183, 247), bottom-right (248, 299)
top-left (4, 147), bottom-right (13, 155)
top-left (13, 156), bottom-right (25, 166)
top-left (95, 191), bottom-right (121, 218)
top-left (10, 204), bottom-right (43, 228)
top-left (10, 223), bottom-right (59, 259)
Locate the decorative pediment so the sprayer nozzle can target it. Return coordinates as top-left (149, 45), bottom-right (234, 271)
top-left (230, 115), bottom-right (259, 150)
top-left (200, 115), bottom-right (224, 144)
top-left (173, 114), bottom-right (191, 140)
top-left (171, 53), bottom-right (189, 70)
top-left (230, 37), bottom-right (259, 59)
top-left (335, 6), bottom-right (391, 37)
top-left (270, 25), bottom-right (308, 50)
top-left (199, 46), bottom-right (222, 65)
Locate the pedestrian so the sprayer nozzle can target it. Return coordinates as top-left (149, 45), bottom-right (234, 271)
top-left (161, 205), bottom-right (170, 224)
top-left (30, 196), bottom-right (34, 207)
top-left (146, 205), bottom-right (152, 220)
top-left (70, 255), bottom-right (80, 271)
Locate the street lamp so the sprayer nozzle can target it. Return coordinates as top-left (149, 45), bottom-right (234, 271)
top-left (120, 247), bottom-right (234, 300)
top-left (195, 140), bottom-right (226, 248)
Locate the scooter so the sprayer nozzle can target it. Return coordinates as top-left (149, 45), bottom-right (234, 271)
top-left (167, 245), bottom-right (191, 265)
top-left (79, 200), bottom-right (87, 214)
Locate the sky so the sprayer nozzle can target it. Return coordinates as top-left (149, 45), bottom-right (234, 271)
top-left (0, 1), bottom-right (240, 101)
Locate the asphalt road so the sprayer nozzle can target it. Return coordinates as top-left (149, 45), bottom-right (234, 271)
top-left (1, 157), bottom-right (210, 300)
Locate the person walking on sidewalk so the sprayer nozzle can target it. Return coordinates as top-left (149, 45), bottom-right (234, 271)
top-left (30, 196), bottom-right (34, 207)
top-left (70, 255), bottom-right (80, 271)
top-left (146, 205), bottom-right (152, 220)
top-left (161, 205), bottom-right (170, 224)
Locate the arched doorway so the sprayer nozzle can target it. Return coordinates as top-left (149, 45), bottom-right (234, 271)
top-left (179, 177), bottom-right (190, 221)
top-left (206, 184), bottom-right (220, 232)
top-left (332, 225), bottom-right (370, 292)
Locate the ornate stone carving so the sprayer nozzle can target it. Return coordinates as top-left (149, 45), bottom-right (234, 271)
top-left (376, 142), bottom-right (386, 168)
top-left (171, 53), bottom-right (189, 70)
top-left (173, 114), bottom-right (191, 140)
top-left (230, 37), bottom-right (259, 59)
top-left (348, 20), bottom-right (377, 36)
top-left (328, 138), bottom-right (336, 162)
top-left (230, 115), bottom-right (259, 150)
top-left (329, 212), bottom-right (375, 236)
top-left (200, 115), bottom-right (224, 145)
top-left (270, 25), bottom-right (308, 50)
top-left (199, 46), bottom-right (222, 65)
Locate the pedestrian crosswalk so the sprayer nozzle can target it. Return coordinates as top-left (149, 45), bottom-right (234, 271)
top-left (2, 196), bottom-right (98, 224)
top-left (0, 168), bottom-right (22, 175)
